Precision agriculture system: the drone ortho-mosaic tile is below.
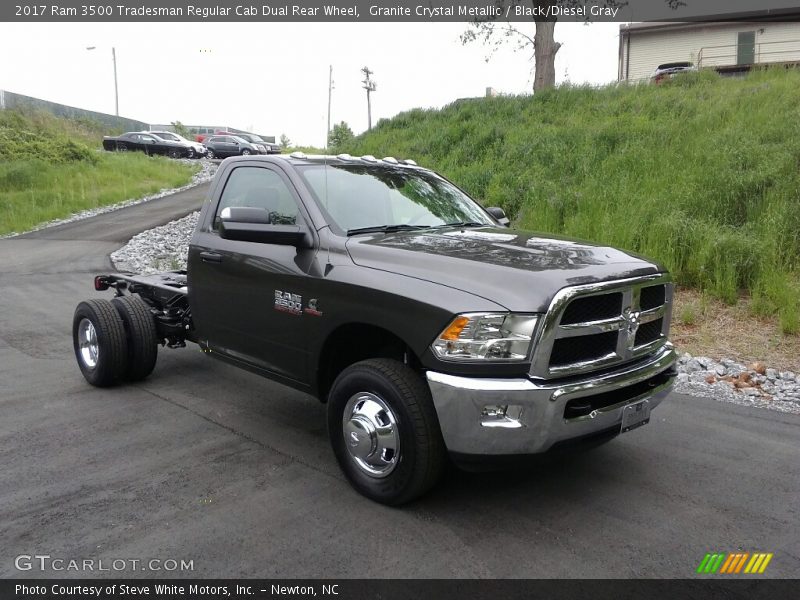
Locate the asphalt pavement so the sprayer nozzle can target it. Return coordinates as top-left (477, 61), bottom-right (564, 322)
top-left (0, 185), bottom-right (797, 578)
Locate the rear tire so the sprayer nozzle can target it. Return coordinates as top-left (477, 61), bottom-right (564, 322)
top-left (327, 358), bottom-right (446, 505)
top-left (112, 295), bottom-right (159, 382)
top-left (167, 149), bottom-right (181, 159)
top-left (73, 299), bottom-right (128, 387)
top-left (206, 149), bottom-right (215, 159)
top-left (241, 149), bottom-right (251, 156)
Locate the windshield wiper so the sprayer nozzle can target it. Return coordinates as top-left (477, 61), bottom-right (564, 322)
top-left (429, 221), bottom-right (487, 229)
top-left (346, 224), bottom-right (431, 236)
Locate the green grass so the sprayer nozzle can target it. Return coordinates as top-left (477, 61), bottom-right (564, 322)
top-left (343, 69), bottom-right (800, 334)
top-left (0, 108), bottom-right (198, 236)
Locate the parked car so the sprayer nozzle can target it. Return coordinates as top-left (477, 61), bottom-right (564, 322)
top-left (652, 61), bottom-right (696, 84)
top-left (204, 135), bottom-right (261, 158)
top-left (216, 131), bottom-right (281, 154)
top-left (145, 131), bottom-right (206, 159)
top-left (73, 153), bottom-right (677, 505)
top-left (102, 132), bottom-right (192, 158)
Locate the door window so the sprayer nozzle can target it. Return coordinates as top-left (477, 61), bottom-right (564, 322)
top-left (214, 167), bottom-right (300, 229)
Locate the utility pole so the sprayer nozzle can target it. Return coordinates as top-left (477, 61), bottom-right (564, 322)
top-left (327, 65), bottom-right (333, 147)
top-left (361, 66), bottom-right (376, 130)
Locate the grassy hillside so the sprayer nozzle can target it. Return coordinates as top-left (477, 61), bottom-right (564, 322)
top-left (343, 69), bottom-right (800, 333)
top-left (0, 109), bottom-right (197, 236)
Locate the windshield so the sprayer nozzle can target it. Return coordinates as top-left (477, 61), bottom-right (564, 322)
top-left (298, 164), bottom-right (495, 233)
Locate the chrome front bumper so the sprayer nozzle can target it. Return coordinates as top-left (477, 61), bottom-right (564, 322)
top-left (426, 344), bottom-right (677, 456)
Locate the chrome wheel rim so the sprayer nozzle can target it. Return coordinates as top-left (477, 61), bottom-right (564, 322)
top-left (78, 318), bottom-right (99, 369)
top-left (242, 149), bottom-right (251, 155)
top-left (342, 392), bottom-right (400, 478)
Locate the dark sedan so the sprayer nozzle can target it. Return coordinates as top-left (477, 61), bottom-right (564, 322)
top-left (102, 132), bottom-right (193, 158)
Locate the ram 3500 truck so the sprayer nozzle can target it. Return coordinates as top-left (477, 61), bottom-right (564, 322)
top-left (73, 153), bottom-right (677, 504)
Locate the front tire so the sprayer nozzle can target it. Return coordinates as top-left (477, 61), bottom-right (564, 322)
top-left (167, 148), bottom-right (181, 159)
top-left (112, 295), bottom-right (159, 381)
top-left (327, 359), bottom-right (445, 505)
top-left (73, 299), bottom-right (128, 387)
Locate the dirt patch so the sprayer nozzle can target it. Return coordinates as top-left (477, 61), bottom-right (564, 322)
top-left (671, 288), bottom-right (800, 373)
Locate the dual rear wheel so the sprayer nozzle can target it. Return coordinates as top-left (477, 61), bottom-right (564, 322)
top-left (72, 296), bottom-right (158, 387)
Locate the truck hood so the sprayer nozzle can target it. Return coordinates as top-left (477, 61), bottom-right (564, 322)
top-left (345, 227), bottom-right (664, 312)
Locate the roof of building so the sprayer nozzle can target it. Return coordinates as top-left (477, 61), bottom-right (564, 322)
top-left (620, 8), bottom-right (800, 34)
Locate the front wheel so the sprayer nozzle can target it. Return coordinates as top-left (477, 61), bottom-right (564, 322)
top-left (167, 148), bottom-right (181, 159)
top-left (186, 148), bottom-right (195, 159)
top-left (327, 359), bottom-right (446, 505)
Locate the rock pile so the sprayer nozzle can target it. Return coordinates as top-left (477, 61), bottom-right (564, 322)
top-left (676, 353), bottom-right (800, 414)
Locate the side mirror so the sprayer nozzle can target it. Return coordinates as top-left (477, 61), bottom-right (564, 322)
top-left (219, 207), bottom-right (311, 247)
top-left (486, 206), bottom-right (511, 227)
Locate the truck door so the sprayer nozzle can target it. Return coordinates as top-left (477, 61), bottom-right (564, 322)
top-left (188, 163), bottom-right (317, 384)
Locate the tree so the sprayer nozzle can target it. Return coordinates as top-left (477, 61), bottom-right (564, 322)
top-left (462, 0), bottom-right (684, 93)
top-left (328, 121), bottom-right (354, 150)
top-left (279, 134), bottom-right (291, 149)
top-left (170, 121), bottom-right (191, 139)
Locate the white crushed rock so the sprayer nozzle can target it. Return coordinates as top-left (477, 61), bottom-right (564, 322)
top-left (1, 159), bottom-right (216, 239)
top-left (111, 211), bottom-right (198, 274)
top-left (110, 211), bottom-right (800, 416)
top-left (674, 353), bottom-right (800, 414)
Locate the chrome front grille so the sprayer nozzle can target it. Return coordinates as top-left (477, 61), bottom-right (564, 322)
top-left (530, 274), bottom-right (674, 379)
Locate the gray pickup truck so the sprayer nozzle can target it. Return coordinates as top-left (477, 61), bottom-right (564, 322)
top-left (72, 153), bottom-right (677, 504)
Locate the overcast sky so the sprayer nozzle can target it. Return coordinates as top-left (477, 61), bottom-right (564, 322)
top-left (0, 22), bottom-right (619, 146)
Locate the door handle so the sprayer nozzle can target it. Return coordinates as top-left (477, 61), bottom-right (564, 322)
top-left (199, 251), bottom-right (222, 263)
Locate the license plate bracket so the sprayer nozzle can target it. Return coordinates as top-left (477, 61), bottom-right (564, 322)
top-left (621, 400), bottom-right (651, 433)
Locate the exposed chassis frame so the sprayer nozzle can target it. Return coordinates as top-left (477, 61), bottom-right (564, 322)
top-left (95, 271), bottom-right (194, 348)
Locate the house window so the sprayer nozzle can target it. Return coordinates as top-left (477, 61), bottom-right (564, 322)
top-left (737, 31), bottom-right (756, 65)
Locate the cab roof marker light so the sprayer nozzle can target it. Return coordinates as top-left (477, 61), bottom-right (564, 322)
top-left (382, 156), bottom-right (399, 164)
top-left (289, 151), bottom-right (308, 159)
top-left (360, 155), bottom-right (379, 163)
top-left (402, 159), bottom-right (417, 166)
top-left (337, 153), bottom-right (354, 160)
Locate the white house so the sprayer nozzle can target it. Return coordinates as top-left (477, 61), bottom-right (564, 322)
top-left (618, 16), bottom-right (800, 82)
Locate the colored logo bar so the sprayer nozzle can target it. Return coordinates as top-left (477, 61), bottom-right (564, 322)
top-left (696, 552), bottom-right (773, 574)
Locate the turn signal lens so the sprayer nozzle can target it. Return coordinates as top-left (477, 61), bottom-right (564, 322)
top-left (441, 316), bottom-right (470, 341)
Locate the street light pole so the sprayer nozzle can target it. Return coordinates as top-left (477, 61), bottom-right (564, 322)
top-left (86, 46), bottom-right (119, 116)
top-left (112, 47), bottom-right (119, 116)
top-left (327, 65), bottom-right (333, 147)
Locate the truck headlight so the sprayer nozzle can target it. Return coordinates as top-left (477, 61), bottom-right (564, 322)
top-left (432, 313), bottom-right (539, 361)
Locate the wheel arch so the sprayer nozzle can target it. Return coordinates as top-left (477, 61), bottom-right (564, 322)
top-left (315, 322), bottom-right (421, 402)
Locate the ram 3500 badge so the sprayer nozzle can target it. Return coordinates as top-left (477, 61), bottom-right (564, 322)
top-left (73, 153), bottom-right (676, 504)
